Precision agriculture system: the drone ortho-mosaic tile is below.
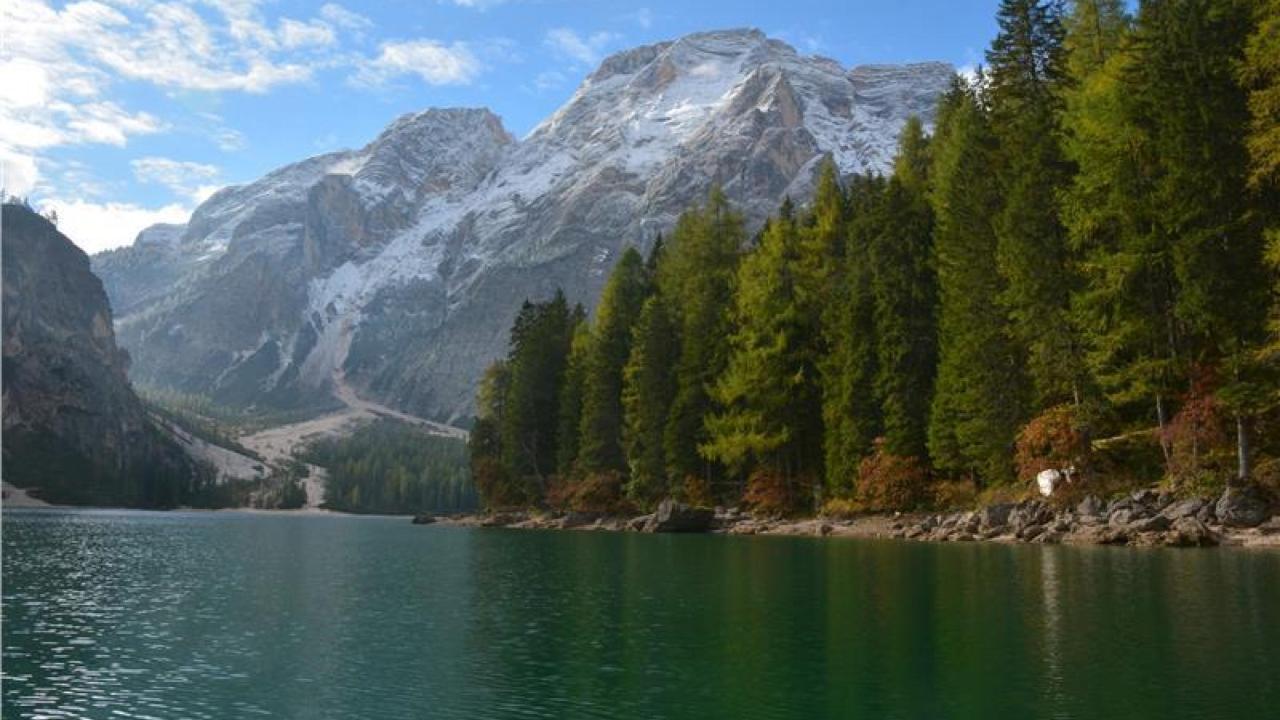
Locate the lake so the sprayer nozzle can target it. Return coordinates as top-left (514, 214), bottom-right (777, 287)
top-left (3, 508), bottom-right (1278, 719)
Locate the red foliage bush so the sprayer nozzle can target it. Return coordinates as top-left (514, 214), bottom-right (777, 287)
top-left (855, 438), bottom-right (929, 511)
top-left (678, 475), bottom-right (714, 508)
top-left (1164, 373), bottom-right (1231, 487)
top-left (743, 469), bottom-right (797, 517)
top-left (1015, 404), bottom-right (1090, 481)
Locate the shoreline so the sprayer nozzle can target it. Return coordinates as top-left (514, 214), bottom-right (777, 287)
top-left (424, 489), bottom-right (1280, 549)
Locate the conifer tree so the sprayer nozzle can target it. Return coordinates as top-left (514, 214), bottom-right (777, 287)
top-left (704, 205), bottom-right (824, 499)
top-left (928, 78), bottom-right (1027, 485)
top-left (870, 117), bottom-right (938, 461)
top-left (622, 293), bottom-right (678, 507)
top-left (555, 310), bottom-right (591, 476)
top-left (500, 292), bottom-right (574, 498)
top-left (821, 174), bottom-right (884, 495)
top-left (660, 188), bottom-right (744, 490)
top-left (1134, 0), bottom-right (1269, 480)
top-left (986, 0), bottom-right (1081, 406)
top-left (577, 248), bottom-right (649, 474)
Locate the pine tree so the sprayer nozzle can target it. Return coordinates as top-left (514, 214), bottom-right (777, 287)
top-left (821, 174), bottom-right (884, 495)
top-left (928, 78), bottom-right (1027, 485)
top-left (986, 0), bottom-right (1082, 406)
top-left (1132, 0), bottom-right (1269, 481)
top-left (660, 188), bottom-right (744, 491)
top-left (622, 294), bottom-right (678, 507)
top-left (577, 248), bottom-right (649, 474)
top-left (555, 308), bottom-right (590, 476)
top-left (1241, 0), bottom-right (1280, 372)
top-left (869, 117), bottom-right (938, 461)
top-left (500, 292), bottom-right (574, 498)
top-left (704, 205), bottom-right (824, 502)
top-left (1241, 0), bottom-right (1280, 190)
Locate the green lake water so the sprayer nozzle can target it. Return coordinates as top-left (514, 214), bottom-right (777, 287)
top-left (3, 508), bottom-right (1278, 719)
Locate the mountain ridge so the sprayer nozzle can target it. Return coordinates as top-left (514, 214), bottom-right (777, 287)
top-left (94, 28), bottom-right (955, 425)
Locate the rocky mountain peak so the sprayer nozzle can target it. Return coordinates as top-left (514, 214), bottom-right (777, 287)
top-left (95, 29), bottom-right (956, 424)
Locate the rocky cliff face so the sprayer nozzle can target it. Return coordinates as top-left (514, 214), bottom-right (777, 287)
top-left (2, 203), bottom-right (202, 506)
top-left (95, 29), bottom-right (954, 424)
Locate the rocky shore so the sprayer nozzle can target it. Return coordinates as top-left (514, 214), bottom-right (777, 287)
top-left (418, 486), bottom-right (1280, 549)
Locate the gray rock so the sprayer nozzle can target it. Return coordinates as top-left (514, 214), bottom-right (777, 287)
top-left (1129, 514), bottom-right (1171, 533)
top-left (978, 503), bottom-right (1013, 531)
top-left (560, 511), bottom-right (601, 529)
top-left (1076, 495), bottom-right (1106, 519)
top-left (644, 498), bottom-right (714, 533)
top-left (1162, 497), bottom-right (1207, 521)
top-left (1166, 517), bottom-right (1217, 547)
top-left (1215, 485), bottom-right (1271, 528)
top-left (626, 514), bottom-right (653, 532)
top-left (1018, 523), bottom-right (1047, 541)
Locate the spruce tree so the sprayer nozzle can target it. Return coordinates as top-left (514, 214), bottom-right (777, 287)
top-left (500, 292), bottom-right (574, 498)
top-left (869, 117), bottom-right (938, 461)
top-left (928, 78), bottom-right (1027, 485)
top-left (577, 248), bottom-right (649, 474)
top-left (555, 311), bottom-right (590, 476)
top-left (821, 174), bottom-right (884, 495)
top-left (622, 294), bottom-right (678, 507)
top-left (660, 188), bottom-right (744, 490)
top-left (986, 0), bottom-right (1081, 407)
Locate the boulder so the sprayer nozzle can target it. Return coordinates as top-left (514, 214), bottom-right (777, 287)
top-left (626, 514), bottom-right (653, 532)
top-left (411, 514), bottom-right (437, 525)
top-left (1215, 485), bottom-right (1271, 528)
top-left (644, 499), bottom-right (715, 533)
top-left (1162, 498), bottom-right (1207, 521)
top-left (560, 511), bottom-right (601, 529)
top-left (1076, 495), bottom-right (1105, 519)
top-left (1018, 523), bottom-right (1047, 541)
top-left (978, 503), bottom-right (1013, 532)
top-left (1129, 514), bottom-right (1171, 534)
top-left (1165, 517), bottom-right (1218, 547)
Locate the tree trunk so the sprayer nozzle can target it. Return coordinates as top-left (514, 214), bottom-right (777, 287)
top-left (1155, 394), bottom-right (1172, 467)
top-left (1236, 414), bottom-right (1252, 486)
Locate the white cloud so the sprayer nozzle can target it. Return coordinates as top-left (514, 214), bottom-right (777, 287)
top-left (1, 150), bottom-right (40, 197)
top-left (131, 156), bottom-right (222, 201)
top-left (320, 3), bottom-right (372, 30)
top-left (445, 0), bottom-right (510, 8)
top-left (279, 18), bottom-right (336, 49)
top-left (354, 40), bottom-right (482, 86)
top-left (43, 198), bottom-right (192, 254)
top-left (545, 28), bottom-right (617, 66)
top-left (214, 127), bottom-right (247, 151)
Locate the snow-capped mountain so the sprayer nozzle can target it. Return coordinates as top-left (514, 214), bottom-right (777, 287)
top-left (94, 29), bottom-right (954, 424)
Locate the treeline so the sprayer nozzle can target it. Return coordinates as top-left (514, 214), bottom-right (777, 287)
top-left (303, 420), bottom-right (477, 514)
top-left (472, 0), bottom-right (1280, 515)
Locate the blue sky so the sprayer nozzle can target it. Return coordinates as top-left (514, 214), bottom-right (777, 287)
top-left (0, 0), bottom-right (1001, 252)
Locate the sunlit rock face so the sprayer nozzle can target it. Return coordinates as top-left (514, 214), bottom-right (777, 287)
top-left (95, 29), bottom-right (953, 424)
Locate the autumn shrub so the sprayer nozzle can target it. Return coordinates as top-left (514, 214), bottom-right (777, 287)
top-left (550, 471), bottom-right (629, 514)
top-left (1014, 404), bottom-right (1090, 482)
top-left (677, 474), bottom-right (715, 508)
top-left (1164, 374), bottom-right (1233, 491)
top-left (544, 475), bottom-right (575, 511)
top-left (819, 497), bottom-right (864, 519)
top-left (932, 478), bottom-right (979, 511)
top-left (473, 458), bottom-right (524, 510)
top-left (743, 469), bottom-right (798, 517)
top-left (855, 438), bottom-right (929, 511)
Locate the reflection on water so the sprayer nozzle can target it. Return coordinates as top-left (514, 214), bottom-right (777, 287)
top-left (3, 508), bottom-right (1279, 719)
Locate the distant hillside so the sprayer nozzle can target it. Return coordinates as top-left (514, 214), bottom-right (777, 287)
top-left (2, 202), bottom-right (211, 507)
